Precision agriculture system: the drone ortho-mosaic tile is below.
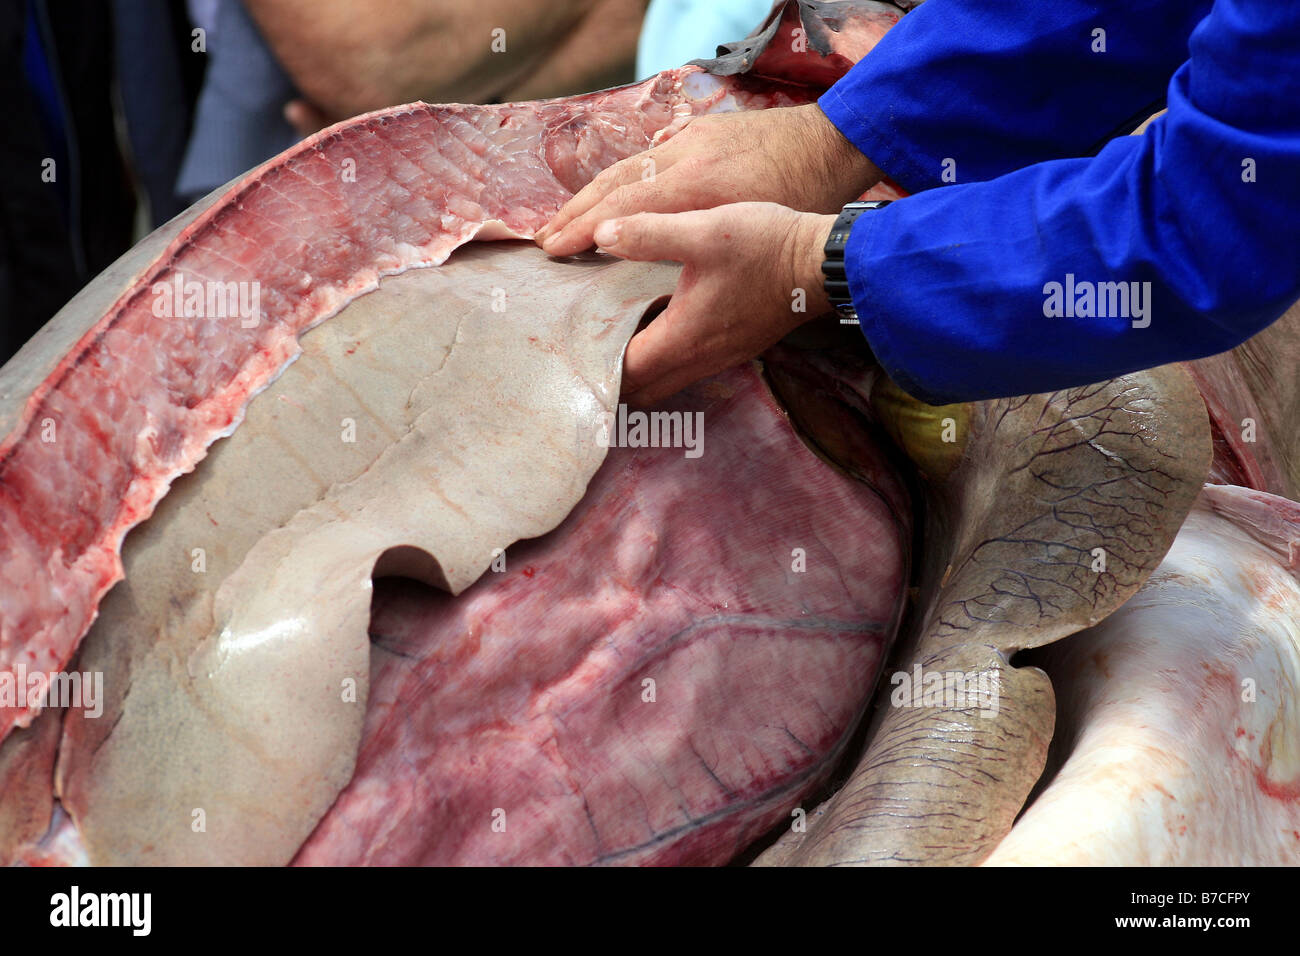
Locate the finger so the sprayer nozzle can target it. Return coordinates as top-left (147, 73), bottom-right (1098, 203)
top-left (621, 308), bottom-right (680, 397)
top-left (624, 361), bottom-right (716, 408)
top-left (621, 288), bottom-right (718, 397)
top-left (540, 174), bottom-right (703, 257)
top-left (535, 154), bottom-right (650, 246)
top-left (594, 210), bottom-right (715, 265)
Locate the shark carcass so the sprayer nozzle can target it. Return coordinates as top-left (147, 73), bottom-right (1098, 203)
top-left (1, 0), bottom-right (1296, 866)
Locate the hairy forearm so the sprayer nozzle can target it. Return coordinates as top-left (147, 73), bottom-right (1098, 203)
top-left (245, 0), bottom-right (602, 118)
top-left (805, 105), bottom-right (886, 209)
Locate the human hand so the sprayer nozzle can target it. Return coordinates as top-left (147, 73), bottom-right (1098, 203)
top-left (535, 104), bottom-right (877, 257)
top-left (591, 202), bottom-right (837, 406)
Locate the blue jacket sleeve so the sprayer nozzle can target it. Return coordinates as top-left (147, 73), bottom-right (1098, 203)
top-left (821, 0), bottom-right (1213, 193)
top-left (824, 0), bottom-right (1300, 404)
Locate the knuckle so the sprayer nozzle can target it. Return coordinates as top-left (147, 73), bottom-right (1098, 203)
top-left (592, 160), bottom-right (629, 188)
top-left (609, 181), bottom-right (651, 213)
top-left (675, 156), bottom-right (707, 178)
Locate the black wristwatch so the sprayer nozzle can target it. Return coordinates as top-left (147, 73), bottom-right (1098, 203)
top-left (822, 200), bottom-right (890, 321)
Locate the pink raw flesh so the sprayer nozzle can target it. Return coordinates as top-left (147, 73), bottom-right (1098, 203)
top-left (293, 365), bottom-right (908, 866)
top-left (0, 68), bottom-right (812, 742)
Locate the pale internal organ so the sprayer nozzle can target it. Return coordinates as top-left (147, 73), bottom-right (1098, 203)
top-left (986, 484), bottom-right (1300, 865)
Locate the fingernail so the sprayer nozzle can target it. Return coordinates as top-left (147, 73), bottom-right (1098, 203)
top-left (540, 231), bottom-right (562, 253)
top-left (593, 220), bottom-right (619, 248)
top-left (535, 225), bottom-right (551, 242)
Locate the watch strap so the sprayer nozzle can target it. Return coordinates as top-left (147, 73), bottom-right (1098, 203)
top-left (822, 200), bottom-right (890, 313)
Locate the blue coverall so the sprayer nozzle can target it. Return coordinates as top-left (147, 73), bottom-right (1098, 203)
top-left (819, 0), bottom-right (1300, 404)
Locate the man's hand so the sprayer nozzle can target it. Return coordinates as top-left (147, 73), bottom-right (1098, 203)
top-left (535, 105), bottom-right (878, 257)
top-left (594, 202), bottom-right (838, 406)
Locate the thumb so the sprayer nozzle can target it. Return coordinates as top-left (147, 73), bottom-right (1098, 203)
top-left (595, 211), bottom-right (711, 264)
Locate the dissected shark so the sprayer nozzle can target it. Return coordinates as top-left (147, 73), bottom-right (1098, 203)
top-left (1, 0), bottom-right (1295, 867)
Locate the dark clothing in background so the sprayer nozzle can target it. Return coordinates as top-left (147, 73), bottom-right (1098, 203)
top-left (173, 0), bottom-right (300, 203)
top-left (0, 0), bottom-right (136, 363)
top-left (116, 0), bottom-right (301, 216)
top-left (0, 0), bottom-right (295, 364)
top-left (113, 0), bottom-right (207, 225)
